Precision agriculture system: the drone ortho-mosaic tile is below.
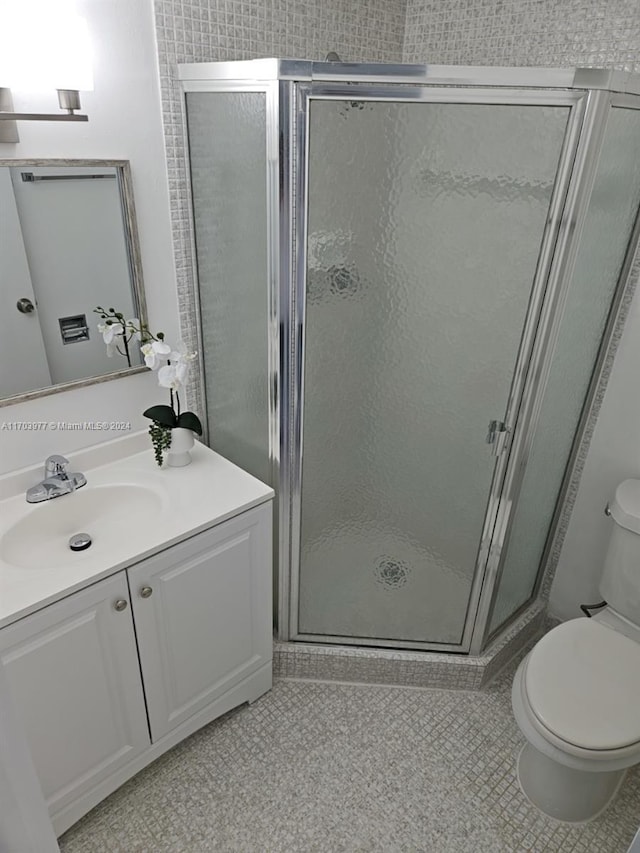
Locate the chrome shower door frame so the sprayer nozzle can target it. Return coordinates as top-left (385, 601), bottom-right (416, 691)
top-left (286, 81), bottom-right (590, 652)
top-left (180, 75), bottom-right (282, 449)
top-left (179, 61), bottom-right (633, 654)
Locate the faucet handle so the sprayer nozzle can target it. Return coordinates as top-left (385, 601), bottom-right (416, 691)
top-left (45, 455), bottom-right (70, 477)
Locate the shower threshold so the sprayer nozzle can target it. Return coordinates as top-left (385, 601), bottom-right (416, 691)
top-left (274, 601), bottom-right (546, 690)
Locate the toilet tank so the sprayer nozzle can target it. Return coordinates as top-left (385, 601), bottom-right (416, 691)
top-left (600, 479), bottom-right (640, 625)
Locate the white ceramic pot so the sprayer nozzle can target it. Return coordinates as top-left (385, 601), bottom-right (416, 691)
top-left (167, 427), bottom-right (195, 467)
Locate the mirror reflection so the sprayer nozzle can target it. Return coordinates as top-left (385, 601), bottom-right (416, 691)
top-left (0, 159), bottom-right (147, 404)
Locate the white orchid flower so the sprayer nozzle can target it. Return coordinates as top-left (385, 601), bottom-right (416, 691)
top-left (97, 321), bottom-right (123, 343)
top-left (157, 343), bottom-right (197, 393)
top-left (97, 321), bottom-right (124, 357)
top-left (158, 362), bottom-right (184, 392)
top-left (141, 340), bottom-right (171, 370)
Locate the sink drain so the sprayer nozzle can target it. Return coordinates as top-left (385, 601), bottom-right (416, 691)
top-left (69, 533), bottom-right (92, 552)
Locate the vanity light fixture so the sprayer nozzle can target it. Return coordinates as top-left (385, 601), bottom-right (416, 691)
top-left (0, 0), bottom-right (92, 142)
top-left (0, 87), bottom-right (88, 134)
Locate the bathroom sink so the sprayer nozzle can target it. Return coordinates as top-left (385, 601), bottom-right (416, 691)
top-left (0, 483), bottom-right (165, 570)
top-left (0, 431), bottom-right (274, 630)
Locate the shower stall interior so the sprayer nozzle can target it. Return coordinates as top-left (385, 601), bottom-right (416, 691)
top-left (180, 59), bottom-right (640, 655)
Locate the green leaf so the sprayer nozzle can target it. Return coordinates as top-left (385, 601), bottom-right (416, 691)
top-left (176, 411), bottom-right (203, 435)
top-left (148, 422), bottom-right (172, 467)
top-left (143, 405), bottom-right (177, 428)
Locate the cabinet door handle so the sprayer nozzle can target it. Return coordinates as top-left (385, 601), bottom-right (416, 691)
top-left (140, 586), bottom-right (153, 598)
top-left (114, 599), bottom-right (128, 612)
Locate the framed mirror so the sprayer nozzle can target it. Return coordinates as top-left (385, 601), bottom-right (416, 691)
top-left (0, 159), bottom-right (148, 406)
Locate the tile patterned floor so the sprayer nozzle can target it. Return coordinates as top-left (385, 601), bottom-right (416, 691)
top-left (60, 664), bottom-right (640, 853)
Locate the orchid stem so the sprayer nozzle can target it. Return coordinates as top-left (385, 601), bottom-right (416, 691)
top-left (121, 331), bottom-right (132, 368)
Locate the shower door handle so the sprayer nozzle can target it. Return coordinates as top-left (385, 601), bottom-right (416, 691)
top-left (486, 420), bottom-right (508, 456)
top-left (16, 298), bottom-right (35, 314)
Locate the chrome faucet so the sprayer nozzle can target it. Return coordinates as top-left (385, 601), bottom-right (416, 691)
top-left (26, 455), bottom-right (87, 503)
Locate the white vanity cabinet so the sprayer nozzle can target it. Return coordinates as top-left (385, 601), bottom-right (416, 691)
top-left (128, 504), bottom-right (273, 742)
top-left (0, 572), bottom-right (150, 820)
top-left (0, 500), bottom-right (273, 836)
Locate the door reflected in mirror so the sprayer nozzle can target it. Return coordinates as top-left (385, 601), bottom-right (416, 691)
top-left (0, 159), bottom-right (148, 405)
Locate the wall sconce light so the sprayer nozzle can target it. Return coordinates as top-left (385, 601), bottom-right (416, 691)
top-left (0, 0), bottom-right (93, 142)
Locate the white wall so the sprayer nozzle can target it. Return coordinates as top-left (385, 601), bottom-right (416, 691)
top-left (549, 288), bottom-right (640, 619)
top-left (0, 0), bottom-right (178, 473)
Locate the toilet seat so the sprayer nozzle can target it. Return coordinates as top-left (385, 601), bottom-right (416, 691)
top-left (523, 619), bottom-right (640, 753)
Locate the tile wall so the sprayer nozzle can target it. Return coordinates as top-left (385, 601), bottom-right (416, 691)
top-left (403, 0), bottom-right (640, 71)
top-left (153, 0), bottom-right (406, 419)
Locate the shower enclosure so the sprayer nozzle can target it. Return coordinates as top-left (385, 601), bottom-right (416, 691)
top-left (180, 60), bottom-right (640, 654)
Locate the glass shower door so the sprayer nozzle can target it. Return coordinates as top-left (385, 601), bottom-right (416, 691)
top-left (295, 96), bottom-right (571, 648)
top-left (488, 102), bottom-right (640, 637)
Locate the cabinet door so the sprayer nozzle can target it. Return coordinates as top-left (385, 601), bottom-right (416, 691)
top-left (0, 574), bottom-right (150, 817)
top-left (129, 503), bottom-right (272, 741)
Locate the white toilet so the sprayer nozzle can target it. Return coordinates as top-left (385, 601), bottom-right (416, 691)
top-left (512, 479), bottom-right (640, 823)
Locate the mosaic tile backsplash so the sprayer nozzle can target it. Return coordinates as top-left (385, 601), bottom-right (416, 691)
top-left (403, 0), bottom-right (640, 71)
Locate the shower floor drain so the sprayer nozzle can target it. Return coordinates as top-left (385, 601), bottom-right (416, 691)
top-left (374, 557), bottom-right (411, 591)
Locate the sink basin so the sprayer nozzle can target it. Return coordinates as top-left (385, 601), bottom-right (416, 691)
top-left (0, 484), bottom-right (165, 570)
top-left (0, 430), bottom-right (275, 630)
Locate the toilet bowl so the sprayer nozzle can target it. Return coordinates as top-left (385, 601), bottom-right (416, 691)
top-left (512, 616), bottom-right (640, 821)
top-left (511, 476), bottom-right (640, 822)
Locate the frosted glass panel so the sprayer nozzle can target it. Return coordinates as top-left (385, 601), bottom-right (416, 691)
top-left (490, 106), bottom-right (640, 634)
top-left (187, 92), bottom-right (271, 484)
top-left (298, 100), bottom-right (569, 645)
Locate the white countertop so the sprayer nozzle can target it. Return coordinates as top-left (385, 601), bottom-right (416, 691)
top-left (0, 431), bottom-right (274, 629)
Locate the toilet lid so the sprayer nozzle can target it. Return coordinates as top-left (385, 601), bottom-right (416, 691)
top-left (525, 619), bottom-right (640, 751)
